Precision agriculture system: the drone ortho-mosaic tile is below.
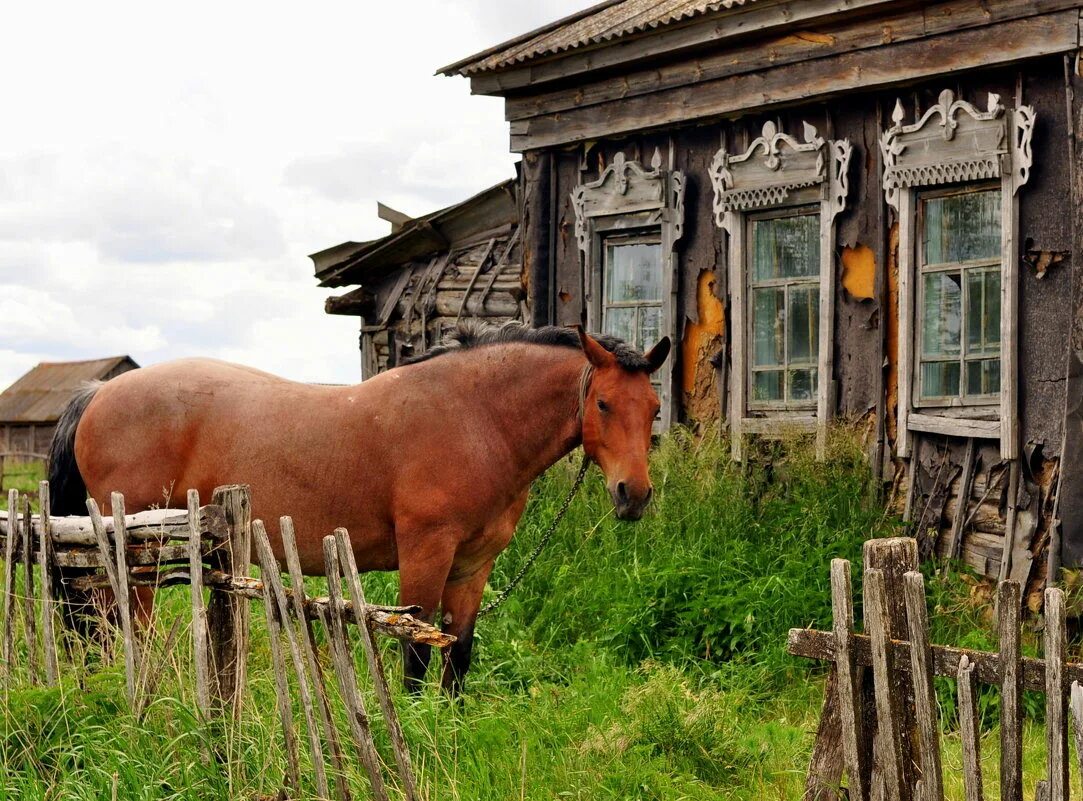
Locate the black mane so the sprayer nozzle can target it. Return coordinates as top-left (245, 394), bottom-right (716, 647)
top-left (402, 321), bottom-right (651, 371)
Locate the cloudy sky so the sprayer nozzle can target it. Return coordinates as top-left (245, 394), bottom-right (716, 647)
top-left (0, 0), bottom-right (585, 387)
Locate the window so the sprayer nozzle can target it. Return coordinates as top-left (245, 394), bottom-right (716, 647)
top-left (881, 90), bottom-right (1034, 460)
top-left (602, 235), bottom-right (663, 351)
top-left (710, 120), bottom-right (852, 460)
top-left (747, 210), bottom-right (820, 409)
top-left (916, 188), bottom-right (1002, 405)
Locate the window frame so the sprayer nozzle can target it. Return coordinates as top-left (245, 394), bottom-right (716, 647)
top-left (710, 120), bottom-right (853, 461)
top-left (883, 90), bottom-right (1035, 460)
top-left (745, 205), bottom-right (822, 412)
top-left (913, 183), bottom-right (1003, 408)
top-left (600, 231), bottom-right (665, 352)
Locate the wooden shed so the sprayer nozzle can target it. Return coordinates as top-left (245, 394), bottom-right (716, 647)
top-left (313, 179), bottom-right (524, 377)
top-left (0, 356), bottom-right (139, 456)
top-left (439, 0), bottom-right (1083, 588)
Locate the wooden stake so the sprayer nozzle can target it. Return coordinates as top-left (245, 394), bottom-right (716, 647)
top-left (830, 558), bottom-right (866, 801)
top-left (252, 520), bottom-right (301, 794)
top-left (38, 482), bottom-right (57, 686)
top-left (187, 489), bottom-right (211, 715)
top-left (253, 520), bottom-right (330, 800)
top-left (1045, 588), bottom-right (1068, 801)
top-left (957, 655), bottom-right (983, 801)
top-left (111, 493), bottom-right (140, 708)
top-left (208, 484), bottom-right (252, 720)
top-left (21, 496), bottom-right (37, 683)
top-left (2, 489), bottom-right (17, 673)
top-left (335, 529), bottom-right (421, 801)
top-left (903, 572), bottom-right (942, 801)
top-left (322, 533), bottom-right (390, 801)
top-left (280, 517), bottom-right (350, 801)
top-left (865, 567), bottom-right (903, 801)
top-left (999, 580), bottom-right (1022, 801)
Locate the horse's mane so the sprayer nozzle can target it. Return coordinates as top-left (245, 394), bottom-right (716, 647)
top-left (402, 321), bottom-right (651, 371)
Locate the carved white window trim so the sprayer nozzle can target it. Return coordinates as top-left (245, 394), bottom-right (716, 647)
top-left (710, 121), bottom-right (853, 461)
top-left (572, 149), bottom-right (685, 430)
top-left (882, 90), bottom-right (1035, 461)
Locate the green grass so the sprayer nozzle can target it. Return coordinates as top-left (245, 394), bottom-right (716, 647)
top-left (0, 429), bottom-right (1066, 799)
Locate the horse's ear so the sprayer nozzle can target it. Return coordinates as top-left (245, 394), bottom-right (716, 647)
top-left (645, 337), bottom-right (671, 375)
top-left (574, 325), bottom-right (615, 369)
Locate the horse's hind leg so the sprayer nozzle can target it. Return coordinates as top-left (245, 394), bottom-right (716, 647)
top-left (439, 559), bottom-right (494, 697)
top-left (397, 536), bottom-right (456, 693)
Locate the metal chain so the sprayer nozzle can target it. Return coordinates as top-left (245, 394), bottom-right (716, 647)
top-left (478, 455), bottom-right (590, 618)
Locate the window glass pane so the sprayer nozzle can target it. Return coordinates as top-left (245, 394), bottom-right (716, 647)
top-left (753, 371), bottom-right (783, 402)
top-left (752, 287), bottom-right (784, 367)
top-left (966, 269), bottom-right (1001, 355)
top-left (921, 361), bottom-right (960, 398)
top-left (605, 242), bottom-right (662, 303)
top-left (787, 285), bottom-right (819, 365)
top-left (922, 272), bottom-right (961, 357)
top-left (923, 190), bottom-right (1001, 264)
top-left (751, 213), bottom-right (819, 281)
top-left (966, 358), bottom-right (1000, 396)
top-left (603, 306), bottom-right (636, 345)
top-left (789, 369), bottom-right (817, 402)
top-left (638, 306), bottom-right (662, 351)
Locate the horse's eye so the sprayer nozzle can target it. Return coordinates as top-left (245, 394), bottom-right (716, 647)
top-left (597, 398), bottom-right (609, 413)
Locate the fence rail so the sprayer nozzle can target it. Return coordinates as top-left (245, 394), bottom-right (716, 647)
top-left (0, 480), bottom-right (450, 801)
top-left (789, 535), bottom-right (1080, 801)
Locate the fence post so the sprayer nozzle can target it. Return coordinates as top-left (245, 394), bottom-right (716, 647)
top-left (863, 537), bottom-right (918, 801)
top-left (208, 484), bottom-right (251, 720)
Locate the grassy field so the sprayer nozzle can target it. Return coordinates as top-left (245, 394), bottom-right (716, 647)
top-left (0, 432), bottom-right (1070, 799)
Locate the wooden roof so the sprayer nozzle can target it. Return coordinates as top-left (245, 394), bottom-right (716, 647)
top-left (312, 178), bottom-right (517, 289)
top-left (0, 356), bottom-right (139, 424)
top-left (439, 0), bottom-right (754, 77)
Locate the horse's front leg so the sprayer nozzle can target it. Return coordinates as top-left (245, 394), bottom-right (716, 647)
top-left (439, 559), bottom-right (495, 697)
top-left (396, 531), bottom-right (457, 693)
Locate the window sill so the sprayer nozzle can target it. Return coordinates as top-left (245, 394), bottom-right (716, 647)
top-left (741, 415), bottom-right (817, 435)
top-left (908, 412), bottom-right (1000, 439)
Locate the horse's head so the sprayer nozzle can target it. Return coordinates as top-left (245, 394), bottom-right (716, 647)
top-left (577, 328), bottom-right (671, 521)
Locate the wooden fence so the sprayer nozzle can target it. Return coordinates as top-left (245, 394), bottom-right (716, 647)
top-left (0, 481), bottom-right (453, 801)
top-left (788, 535), bottom-right (1081, 801)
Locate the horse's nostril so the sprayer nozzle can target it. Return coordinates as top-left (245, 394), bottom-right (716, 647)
top-left (616, 481), bottom-right (629, 504)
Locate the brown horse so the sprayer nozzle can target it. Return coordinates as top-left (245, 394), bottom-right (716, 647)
top-left (48, 323), bottom-right (670, 694)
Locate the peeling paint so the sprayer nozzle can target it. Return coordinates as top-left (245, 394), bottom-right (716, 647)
top-left (558, 289), bottom-right (571, 303)
top-left (681, 269), bottom-right (725, 423)
top-left (841, 244), bottom-right (876, 301)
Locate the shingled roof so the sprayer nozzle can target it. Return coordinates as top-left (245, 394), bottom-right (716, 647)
top-left (0, 356), bottom-right (139, 424)
top-left (439, 0), bottom-right (755, 77)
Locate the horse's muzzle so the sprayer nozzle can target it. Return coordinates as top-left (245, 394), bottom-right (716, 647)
top-left (612, 481), bottom-right (653, 521)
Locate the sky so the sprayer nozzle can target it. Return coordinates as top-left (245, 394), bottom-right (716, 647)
top-left (0, 0), bottom-right (586, 388)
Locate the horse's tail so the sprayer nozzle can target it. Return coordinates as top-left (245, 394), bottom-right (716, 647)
top-left (48, 381), bottom-right (100, 516)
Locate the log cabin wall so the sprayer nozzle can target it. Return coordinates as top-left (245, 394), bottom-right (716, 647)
top-left (448, 2), bottom-right (1083, 590)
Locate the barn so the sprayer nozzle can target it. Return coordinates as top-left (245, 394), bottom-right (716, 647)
top-left (0, 356), bottom-right (139, 457)
top-left (313, 179), bottom-right (523, 378)
top-left (433, 0), bottom-right (1083, 587)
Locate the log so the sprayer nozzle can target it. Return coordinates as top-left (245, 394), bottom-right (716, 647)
top-left (0, 504), bottom-right (228, 546)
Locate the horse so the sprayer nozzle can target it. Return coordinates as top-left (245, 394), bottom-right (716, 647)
top-left (47, 323), bottom-right (670, 694)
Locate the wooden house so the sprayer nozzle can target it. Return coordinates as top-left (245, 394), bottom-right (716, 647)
top-left (435, 0), bottom-right (1083, 587)
top-left (313, 180), bottom-right (523, 378)
top-left (0, 356), bottom-right (138, 456)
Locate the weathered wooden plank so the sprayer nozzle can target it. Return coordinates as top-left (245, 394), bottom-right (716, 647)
top-left (253, 521), bottom-right (301, 794)
top-left (0, 505), bottom-right (227, 546)
top-left (53, 543), bottom-right (194, 569)
top-left (1070, 682), bottom-right (1083, 793)
top-left (280, 518), bottom-right (350, 801)
top-left (321, 535), bottom-right (390, 801)
top-left (20, 497), bottom-right (37, 683)
top-left (37, 482), bottom-right (57, 686)
top-left (945, 439), bottom-right (977, 561)
top-left (999, 580), bottom-right (1022, 801)
top-left (186, 490), bottom-right (212, 716)
top-left (903, 572), bottom-right (942, 801)
top-left (866, 568), bottom-right (904, 801)
top-left (335, 529), bottom-right (420, 801)
top-left (1046, 588), bottom-right (1068, 801)
top-left (907, 414), bottom-right (1001, 440)
top-left (253, 520), bottom-right (330, 800)
top-left (207, 484), bottom-right (251, 721)
top-left (105, 493), bottom-right (140, 709)
top-left (510, 13), bottom-right (1079, 151)
top-left (804, 668), bottom-right (845, 801)
top-left (2, 489), bottom-right (17, 673)
top-left (787, 627), bottom-right (1083, 693)
top-left (957, 655), bottom-right (983, 801)
top-left (831, 559), bottom-right (867, 801)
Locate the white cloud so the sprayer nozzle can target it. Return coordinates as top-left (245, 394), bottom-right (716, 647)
top-left (0, 0), bottom-right (586, 390)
